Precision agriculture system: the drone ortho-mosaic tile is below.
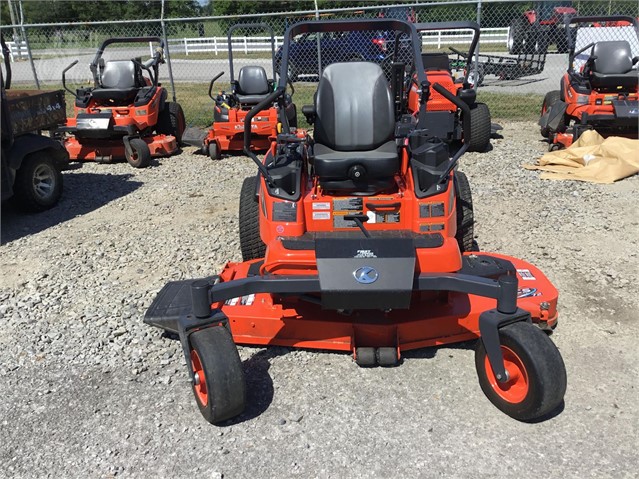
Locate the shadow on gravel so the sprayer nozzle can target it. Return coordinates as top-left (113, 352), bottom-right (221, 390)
top-left (222, 347), bottom-right (291, 426)
top-left (1, 172), bottom-right (142, 244)
top-left (401, 339), bottom-right (477, 362)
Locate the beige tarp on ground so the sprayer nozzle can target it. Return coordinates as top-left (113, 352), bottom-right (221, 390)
top-left (523, 131), bottom-right (639, 183)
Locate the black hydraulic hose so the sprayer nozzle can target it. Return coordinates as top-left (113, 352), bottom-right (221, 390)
top-left (243, 86), bottom-right (285, 185)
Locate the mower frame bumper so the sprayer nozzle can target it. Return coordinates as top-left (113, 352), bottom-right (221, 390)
top-left (145, 270), bottom-right (527, 383)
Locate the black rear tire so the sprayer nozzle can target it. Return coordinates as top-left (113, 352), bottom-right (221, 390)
top-left (190, 326), bottom-right (246, 424)
top-left (467, 102), bottom-right (491, 152)
top-left (475, 321), bottom-right (567, 422)
top-left (125, 138), bottom-right (151, 168)
top-left (540, 90), bottom-right (562, 138)
top-left (157, 101), bottom-right (186, 144)
top-left (508, 16), bottom-right (527, 54)
top-left (239, 175), bottom-right (266, 261)
top-left (13, 151), bottom-right (63, 212)
top-left (454, 171), bottom-right (475, 253)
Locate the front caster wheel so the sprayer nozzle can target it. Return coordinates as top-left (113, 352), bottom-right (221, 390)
top-left (355, 347), bottom-right (376, 367)
top-left (475, 321), bottom-right (566, 422)
top-left (208, 142), bottom-right (221, 160)
top-left (190, 326), bottom-right (246, 424)
top-left (125, 138), bottom-right (151, 168)
top-left (376, 347), bottom-right (399, 367)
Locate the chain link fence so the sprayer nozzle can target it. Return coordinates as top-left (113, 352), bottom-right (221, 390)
top-left (1, 0), bottom-right (637, 126)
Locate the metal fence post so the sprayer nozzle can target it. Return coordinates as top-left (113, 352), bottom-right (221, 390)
top-left (474, 0), bottom-right (482, 90)
top-left (18, 1), bottom-right (39, 89)
top-left (160, 0), bottom-right (177, 102)
top-left (314, 0), bottom-right (322, 79)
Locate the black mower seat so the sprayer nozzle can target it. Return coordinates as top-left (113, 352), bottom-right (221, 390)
top-left (588, 41), bottom-right (638, 89)
top-left (313, 62), bottom-right (398, 194)
top-left (91, 60), bottom-right (141, 102)
top-left (235, 66), bottom-right (271, 105)
top-left (422, 53), bottom-right (451, 72)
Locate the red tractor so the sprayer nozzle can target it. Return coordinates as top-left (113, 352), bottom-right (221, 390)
top-left (508, 1), bottom-right (577, 54)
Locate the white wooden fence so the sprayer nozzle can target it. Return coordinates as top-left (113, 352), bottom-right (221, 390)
top-left (0, 40), bottom-right (27, 62)
top-left (167, 28), bottom-right (509, 56)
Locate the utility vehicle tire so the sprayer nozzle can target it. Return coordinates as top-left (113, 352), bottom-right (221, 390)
top-left (239, 175), bottom-right (266, 261)
top-left (355, 347), bottom-right (376, 367)
top-left (157, 101), bottom-right (186, 144)
top-left (454, 171), bottom-right (475, 253)
top-left (540, 90), bottom-right (562, 138)
top-left (508, 16), bottom-right (527, 54)
top-left (208, 142), bottom-right (220, 160)
top-left (475, 321), bottom-right (567, 422)
top-left (125, 138), bottom-right (151, 168)
top-left (13, 152), bottom-right (63, 212)
top-left (467, 102), bottom-right (491, 152)
top-left (189, 326), bottom-right (246, 424)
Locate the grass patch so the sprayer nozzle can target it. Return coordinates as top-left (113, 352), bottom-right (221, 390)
top-left (20, 80), bottom-right (540, 129)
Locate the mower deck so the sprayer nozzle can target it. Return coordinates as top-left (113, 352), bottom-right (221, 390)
top-left (63, 133), bottom-right (177, 162)
top-left (145, 252), bottom-right (557, 353)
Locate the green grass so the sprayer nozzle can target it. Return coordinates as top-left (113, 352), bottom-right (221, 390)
top-left (22, 80), bottom-right (541, 129)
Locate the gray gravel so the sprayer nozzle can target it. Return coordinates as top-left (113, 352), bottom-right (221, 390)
top-left (1, 121), bottom-right (638, 478)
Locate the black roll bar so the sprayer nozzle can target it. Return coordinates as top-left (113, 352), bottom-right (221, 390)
top-left (227, 23), bottom-right (276, 82)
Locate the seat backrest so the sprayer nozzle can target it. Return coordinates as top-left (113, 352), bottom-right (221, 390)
top-left (100, 60), bottom-right (137, 89)
top-left (591, 41), bottom-right (633, 74)
top-left (314, 62), bottom-right (394, 151)
top-left (422, 53), bottom-right (450, 72)
top-left (236, 66), bottom-right (270, 95)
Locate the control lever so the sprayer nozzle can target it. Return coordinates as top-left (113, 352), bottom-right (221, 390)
top-left (344, 214), bottom-right (371, 238)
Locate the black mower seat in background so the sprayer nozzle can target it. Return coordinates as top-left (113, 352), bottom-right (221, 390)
top-left (313, 62), bottom-right (399, 192)
top-left (91, 60), bottom-right (141, 102)
top-left (589, 41), bottom-right (638, 89)
top-left (422, 53), bottom-right (451, 72)
top-left (235, 65), bottom-right (271, 105)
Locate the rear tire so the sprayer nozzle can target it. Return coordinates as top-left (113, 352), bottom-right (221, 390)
top-left (508, 16), bottom-right (527, 54)
top-left (467, 102), bottom-right (491, 152)
top-left (239, 175), bottom-right (266, 261)
top-left (454, 171), bottom-right (475, 253)
top-left (157, 101), bottom-right (186, 144)
top-left (125, 138), bottom-right (151, 168)
top-left (540, 90), bottom-right (562, 138)
top-left (14, 152), bottom-right (63, 212)
top-left (475, 321), bottom-right (567, 422)
top-left (190, 326), bottom-right (246, 424)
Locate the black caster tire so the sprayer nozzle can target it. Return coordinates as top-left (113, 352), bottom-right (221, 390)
top-left (475, 321), bottom-right (567, 422)
top-left (125, 138), bottom-right (151, 168)
top-left (208, 142), bottom-right (221, 160)
top-left (189, 326), bottom-right (246, 425)
top-left (376, 347), bottom-right (399, 367)
top-left (13, 152), bottom-right (63, 212)
top-left (355, 347), bottom-right (376, 367)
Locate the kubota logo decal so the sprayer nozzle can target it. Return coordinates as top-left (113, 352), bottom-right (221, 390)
top-left (353, 266), bottom-right (379, 284)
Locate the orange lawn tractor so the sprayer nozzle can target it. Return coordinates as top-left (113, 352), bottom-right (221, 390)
top-left (57, 37), bottom-right (185, 168)
top-left (184, 23), bottom-right (296, 160)
top-left (145, 19), bottom-right (566, 425)
top-left (403, 21), bottom-right (492, 153)
top-left (539, 16), bottom-right (639, 149)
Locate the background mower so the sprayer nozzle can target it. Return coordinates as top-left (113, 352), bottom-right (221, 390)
top-left (57, 37), bottom-right (185, 168)
top-left (145, 19), bottom-right (567, 425)
top-left (183, 23), bottom-right (297, 160)
top-left (539, 16), bottom-right (639, 149)
top-left (406, 21), bottom-right (493, 152)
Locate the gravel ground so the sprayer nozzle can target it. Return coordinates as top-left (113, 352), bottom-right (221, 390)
top-left (1, 121), bottom-right (638, 478)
